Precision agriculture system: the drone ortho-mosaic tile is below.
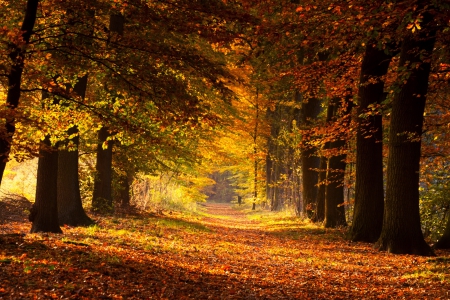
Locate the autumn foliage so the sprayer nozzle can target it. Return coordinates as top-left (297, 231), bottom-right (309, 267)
top-left (1, 1), bottom-right (450, 297)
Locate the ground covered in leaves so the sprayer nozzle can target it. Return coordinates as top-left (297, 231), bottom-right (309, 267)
top-left (1, 199), bottom-right (450, 299)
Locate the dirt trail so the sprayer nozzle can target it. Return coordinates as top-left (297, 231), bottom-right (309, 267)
top-left (199, 202), bottom-right (261, 228)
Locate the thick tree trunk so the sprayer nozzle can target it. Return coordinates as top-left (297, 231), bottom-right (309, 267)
top-left (57, 126), bottom-right (93, 226)
top-left (92, 127), bottom-right (114, 212)
top-left (0, 0), bottom-right (39, 185)
top-left (435, 216), bottom-right (450, 249)
top-left (349, 43), bottom-right (392, 242)
top-left (299, 93), bottom-right (321, 218)
top-left (30, 136), bottom-right (62, 233)
top-left (57, 75), bottom-right (92, 226)
top-left (376, 14), bottom-right (436, 255)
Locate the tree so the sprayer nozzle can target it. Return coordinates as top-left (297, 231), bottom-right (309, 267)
top-left (375, 7), bottom-right (436, 256)
top-left (30, 136), bottom-right (62, 233)
top-left (92, 13), bottom-right (124, 212)
top-left (299, 94), bottom-right (321, 219)
top-left (92, 126), bottom-right (114, 211)
top-left (349, 43), bottom-right (393, 242)
top-left (0, 0), bottom-right (39, 185)
top-left (314, 153), bottom-right (327, 222)
top-left (57, 75), bottom-right (93, 226)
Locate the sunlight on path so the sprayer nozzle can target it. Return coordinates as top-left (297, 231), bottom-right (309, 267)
top-left (199, 203), bottom-right (262, 230)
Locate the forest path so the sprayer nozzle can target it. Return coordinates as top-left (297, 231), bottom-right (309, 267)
top-left (199, 202), bottom-right (262, 228)
top-left (1, 201), bottom-right (449, 299)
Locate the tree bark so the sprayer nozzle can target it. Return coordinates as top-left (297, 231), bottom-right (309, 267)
top-left (92, 127), bottom-right (114, 212)
top-left (57, 126), bottom-right (93, 226)
top-left (314, 155), bottom-right (327, 222)
top-left (349, 43), bottom-right (392, 242)
top-left (56, 75), bottom-right (92, 226)
top-left (30, 136), bottom-right (62, 233)
top-left (0, 0), bottom-right (39, 185)
top-left (116, 171), bottom-right (132, 208)
top-left (376, 13), bottom-right (436, 255)
top-left (299, 92), bottom-right (321, 218)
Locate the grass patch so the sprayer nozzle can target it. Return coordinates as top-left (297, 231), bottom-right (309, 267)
top-left (402, 257), bottom-right (450, 283)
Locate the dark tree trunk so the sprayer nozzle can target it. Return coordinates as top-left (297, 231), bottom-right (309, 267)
top-left (299, 93), bottom-right (321, 218)
top-left (265, 151), bottom-right (273, 204)
top-left (0, 0), bottom-right (39, 185)
top-left (57, 126), bottom-right (93, 226)
top-left (376, 13), bottom-right (436, 256)
top-left (92, 127), bottom-right (114, 212)
top-left (271, 152), bottom-right (281, 211)
top-left (91, 13), bottom-right (124, 212)
top-left (57, 76), bottom-right (92, 226)
top-left (268, 106), bottom-right (282, 211)
top-left (349, 43), bottom-right (393, 242)
top-left (30, 136), bottom-right (62, 233)
top-left (324, 146), bottom-right (348, 228)
top-left (117, 171), bottom-right (132, 208)
top-left (324, 98), bottom-right (351, 228)
top-left (435, 216), bottom-right (450, 249)
top-left (314, 155), bottom-right (327, 222)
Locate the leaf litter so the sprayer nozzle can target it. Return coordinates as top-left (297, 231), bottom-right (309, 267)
top-left (1, 201), bottom-right (449, 299)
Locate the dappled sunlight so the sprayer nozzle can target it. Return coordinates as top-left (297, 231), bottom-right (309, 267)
top-left (1, 202), bottom-right (449, 298)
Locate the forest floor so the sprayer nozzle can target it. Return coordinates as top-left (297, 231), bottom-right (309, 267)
top-left (1, 198), bottom-right (450, 299)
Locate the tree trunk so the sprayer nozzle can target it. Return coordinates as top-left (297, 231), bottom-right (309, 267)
top-left (265, 151), bottom-right (273, 204)
top-left (91, 13), bottom-right (124, 212)
top-left (435, 215), bottom-right (450, 249)
top-left (0, 0), bottom-right (39, 185)
top-left (252, 98), bottom-right (259, 210)
top-left (376, 14), bottom-right (436, 255)
top-left (117, 171), bottom-right (132, 208)
top-left (271, 151), bottom-right (281, 211)
top-left (324, 98), bottom-right (351, 228)
top-left (314, 155), bottom-right (327, 222)
top-left (30, 136), bottom-right (62, 233)
top-left (349, 43), bottom-right (392, 242)
top-left (299, 93), bottom-right (321, 218)
top-left (92, 127), bottom-right (114, 212)
top-left (324, 146), bottom-right (348, 228)
top-left (57, 75), bottom-right (92, 226)
top-left (57, 126), bottom-right (93, 226)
